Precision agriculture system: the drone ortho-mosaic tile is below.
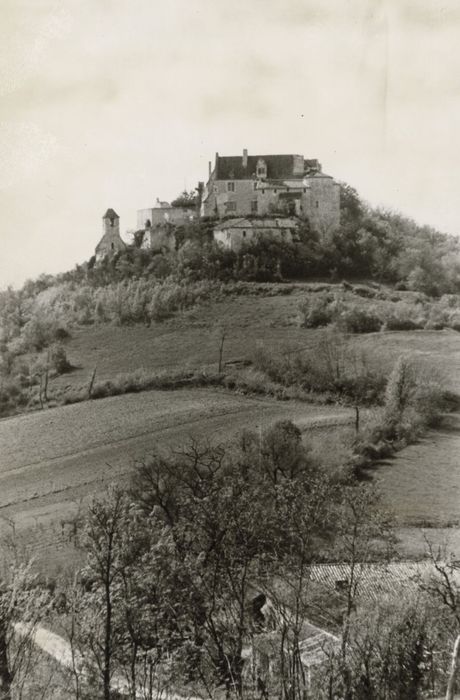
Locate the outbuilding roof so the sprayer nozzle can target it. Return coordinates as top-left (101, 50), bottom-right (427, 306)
top-left (214, 217), bottom-right (299, 231)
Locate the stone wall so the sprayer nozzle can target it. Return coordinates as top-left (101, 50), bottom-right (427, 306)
top-left (95, 215), bottom-right (126, 261)
top-left (137, 207), bottom-right (195, 229)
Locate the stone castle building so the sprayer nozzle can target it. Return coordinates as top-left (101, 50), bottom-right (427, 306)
top-left (136, 200), bottom-right (196, 253)
top-left (201, 150), bottom-right (340, 235)
top-left (95, 209), bottom-right (126, 261)
top-left (214, 217), bottom-right (299, 252)
top-left (94, 151), bottom-right (341, 259)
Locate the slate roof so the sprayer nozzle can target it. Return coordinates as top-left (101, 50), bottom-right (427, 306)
top-left (215, 154), bottom-right (306, 180)
top-left (103, 208), bottom-right (119, 219)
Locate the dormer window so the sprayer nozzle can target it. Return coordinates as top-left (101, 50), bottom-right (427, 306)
top-left (256, 158), bottom-right (267, 179)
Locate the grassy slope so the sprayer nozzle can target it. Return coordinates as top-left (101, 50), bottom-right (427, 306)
top-left (0, 388), bottom-right (353, 571)
top-left (2, 284), bottom-right (460, 566)
top-left (52, 288), bottom-right (460, 392)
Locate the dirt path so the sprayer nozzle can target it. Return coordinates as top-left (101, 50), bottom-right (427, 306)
top-left (14, 622), bottom-right (201, 700)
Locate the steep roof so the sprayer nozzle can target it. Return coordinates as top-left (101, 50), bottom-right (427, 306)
top-left (103, 208), bottom-right (119, 219)
top-left (215, 154), bottom-right (305, 180)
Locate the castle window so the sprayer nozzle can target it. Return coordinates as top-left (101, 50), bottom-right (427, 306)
top-left (111, 242), bottom-right (114, 250)
top-left (256, 158), bottom-right (267, 179)
top-left (262, 189), bottom-right (265, 195)
top-left (226, 201), bottom-right (237, 212)
top-left (316, 200), bottom-right (319, 208)
top-left (227, 182), bottom-right (235, 192)
top-left (251, 200), bottom-right (258, 213)
top-left (304, 188), bottom-right (307, 193)
top-left (274, 189), bottom-right (277, 194)
top-left (242, 231), bottom-right (247, 237)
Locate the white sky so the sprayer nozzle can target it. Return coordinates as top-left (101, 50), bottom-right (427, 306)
top-left (1, 0), bottom-right (460, 286)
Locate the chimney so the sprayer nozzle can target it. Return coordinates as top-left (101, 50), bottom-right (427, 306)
top-left (243, 148), bottom-right (248, 168)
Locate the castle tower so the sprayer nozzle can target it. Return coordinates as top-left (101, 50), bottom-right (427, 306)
top-left (95, 208), bottom-right (126, 261)
top-left (102, 208), bottom-right (120, 235)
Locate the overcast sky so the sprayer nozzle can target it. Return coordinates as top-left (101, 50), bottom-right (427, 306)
top-left (1, 0), bottom-right (460, 287)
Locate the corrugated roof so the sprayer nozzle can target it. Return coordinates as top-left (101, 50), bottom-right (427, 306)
top-left (103, 208), bottom-right (119, 219)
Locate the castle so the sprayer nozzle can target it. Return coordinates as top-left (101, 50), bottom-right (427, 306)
top-left (201, 150), bottom-right (340, 232)
top-left (95, 150), bottom-right (341, 259)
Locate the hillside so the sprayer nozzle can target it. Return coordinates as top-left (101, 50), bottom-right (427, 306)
top-left (0, 282), bottom-right (460, 571)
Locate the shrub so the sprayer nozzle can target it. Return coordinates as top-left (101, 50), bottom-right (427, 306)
top-left (50, 344), bottom-right (71, 375)
top-left (298, 293), bottom-right (335, 328)
top-left (337, 306), bottom-right (383, 333)
top-left (352, 284), bottom-right (377, 299)
top-left (394, 281), bottom-right (408, 291)
top-left (0, 377), bottom-right (28, 416)
top-left (382, 302), bottom-right (426, 331)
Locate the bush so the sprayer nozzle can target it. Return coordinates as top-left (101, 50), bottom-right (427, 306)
top-left (0, 377), bottom-right (28, 417)
top-left (337, 306), bottom-right (383, 333)
top-left (351, 356), bottom-right (450, 472)
top-left (252, 336), bottom-right (386, 406)
top-left (394, 281), bottom-right (408, 291)
top-left (50, 344), bottom-right (71, 375)
top-left (352, 284), bottom-right (377, 299)
top-left (298, 293), bottom-right (335, 328)
top-left (382, 302), bottom-right (426, 331)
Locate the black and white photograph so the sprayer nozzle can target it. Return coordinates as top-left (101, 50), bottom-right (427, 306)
top-left (2, 1), bottom-right (460, 697)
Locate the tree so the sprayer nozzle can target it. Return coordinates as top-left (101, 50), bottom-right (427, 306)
top-left (419, 541), bottom-right (460, 700)
top-left (0, 562), bottom-right (50, 700)
top-left (170, 190), bottom-right (197, 209)
top-left (75, 487), bottom-right (136, 699)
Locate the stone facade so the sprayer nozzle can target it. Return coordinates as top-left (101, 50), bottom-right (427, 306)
top-left (214, 217), bottom-right (298, 252)
top-left (140, 225), bottom-right (176, 253)
top-left (137, 205), bottom-right (196, 230)
top-left (201, 150), bottom-right (340, 235)
top-left (95, 209), bottom-right (126, 261)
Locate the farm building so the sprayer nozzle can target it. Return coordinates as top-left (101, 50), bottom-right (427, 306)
top-left (213, 217), bottom-right (299, 252)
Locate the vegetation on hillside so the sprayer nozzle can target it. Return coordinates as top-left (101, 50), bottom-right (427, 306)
top-left (1, 181), bottom-right (459, 421)
top-left (1, 420), bottom-right (460, 698)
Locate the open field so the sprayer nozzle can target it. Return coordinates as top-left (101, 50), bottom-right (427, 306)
top-left (51, 288), bottom-right (460, 394)
top-left (376, 413), bottom-right (460, 527)
top-left (0, 387), bottom-right (353, 570)
top-left (3, 286), bottom-right (460, 565)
